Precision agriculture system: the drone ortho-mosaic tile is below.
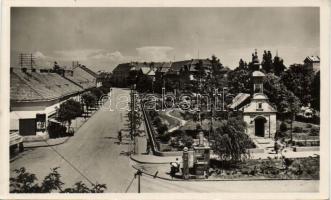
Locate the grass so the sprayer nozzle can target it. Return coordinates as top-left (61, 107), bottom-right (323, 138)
top-left (277, 120), bottom-right (320, 140)
top-left (158, 111), bottom-right (181, 130)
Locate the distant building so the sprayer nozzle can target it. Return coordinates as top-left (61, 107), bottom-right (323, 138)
top-left (111, 63), bottom-right (134, 87)
top-left (111, 62), bottom-right (172, 87)
top-left (304, 56), bottom-right (320, 73)
top-left (165, 59), bottom-right (212, 90)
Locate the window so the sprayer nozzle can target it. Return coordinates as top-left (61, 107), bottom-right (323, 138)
top-left (258, 103), bottom-right (262, 109)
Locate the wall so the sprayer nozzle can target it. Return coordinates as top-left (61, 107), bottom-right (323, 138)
top-left (243, 113), bottom-right (276, 138)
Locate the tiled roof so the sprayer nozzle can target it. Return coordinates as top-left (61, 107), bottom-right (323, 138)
top-left (113, 63), bottom-right (133, 73)
top-left (229, 93), bottom-right (250, 109)
top-left (304, 56), bottom-right (320, 63)
top-left (166, 59), bottom-right (212, 75)
top-left (79, 65), bottom-right (98, 78)
top-left (166, 60), bottom-right (192, 75)
top-left (65, 66), bottom-right (96, 89)
top-left (11, 69), bottom-right (83, 102)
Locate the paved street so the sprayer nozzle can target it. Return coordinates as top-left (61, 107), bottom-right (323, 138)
top-left (10, 88), bottom-right (136, 192)
top-left (10, 88), bottom-right (319, 193)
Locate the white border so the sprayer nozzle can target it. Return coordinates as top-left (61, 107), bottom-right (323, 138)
top-left (0, 0), bottom-right (329, 199)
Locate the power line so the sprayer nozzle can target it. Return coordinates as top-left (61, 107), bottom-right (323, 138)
top-left (43, 139), bottom-right (95, 186)
top-left (125, 176), bottom-right (136, 193)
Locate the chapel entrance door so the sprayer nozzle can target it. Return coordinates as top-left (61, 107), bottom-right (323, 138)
top-left (255, 117), bottom-right (266, 137)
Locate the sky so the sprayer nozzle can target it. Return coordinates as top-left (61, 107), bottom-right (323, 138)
top-left (11, 7), bottom-right (320, 72)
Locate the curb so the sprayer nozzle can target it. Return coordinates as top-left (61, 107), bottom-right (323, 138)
top-left (24, 136), bottom-right (71, 149)
top-left (10, 107), bottom-right (104, 162)
top-left (23, 106), bottom-right (102, 149)
top-left (130, 154), bottom-right (172, 165)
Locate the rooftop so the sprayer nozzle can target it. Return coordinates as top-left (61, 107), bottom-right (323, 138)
top-left (11, 69), bottom-right (83, 102)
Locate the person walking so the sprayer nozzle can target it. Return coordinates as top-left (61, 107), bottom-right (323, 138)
top-left (118, 130), bottom-right (122, 144)
top-left (274, 140), bottom-right (280, 155)
top-left (146, 140), bottom-right (151, 154)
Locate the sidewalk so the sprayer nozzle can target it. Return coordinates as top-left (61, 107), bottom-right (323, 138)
top-left (131, 154), bottom-right (182, 164)
top-left (24, 136), bottom-right (70, 148)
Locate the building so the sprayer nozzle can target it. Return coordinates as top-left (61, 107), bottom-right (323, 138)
top-left (229, 53), bottom-right (277, 138)
top-left (112, 62), bottom-right (172, 87)
top-left (165, 59), bottom-right (212, 90)
top-left (304, 56), bottom-right (320, 73)
top-left (64, 64), bottom-right (99, 90)
top-left (10, 68), bottom-right (84, 141)
top-left (111, 63), bottom-right (134, 87)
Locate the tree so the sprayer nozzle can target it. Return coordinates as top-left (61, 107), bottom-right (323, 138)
top-left (10, 167), bottom-right (106, 193)
top-left (273, 55), bottom-right (286, 76)
top-left (281, 64), bottom-right (315, 106)
top-left (82, 92), bottom-right (97, 113)
top-left (194, 60), bottom-right (207, 93)
top-left (261, 50), bottom-right (273, 73)
top-left (57, 99), bottom-right (83, 130)
top-left (90, 88), bottom-right (104, 106)
top-left (213, 118), bottom-right (252, 162)
top-left (228, 66), bottom-right (251, 94)
top-left (136, 74), bottom-right (153, 93)
top-left (311, 71), bottom-right (320, 111)
top-left (286, 92), bottom-right (301, 142)
top-left (210, 55), bottom-right (224, 74)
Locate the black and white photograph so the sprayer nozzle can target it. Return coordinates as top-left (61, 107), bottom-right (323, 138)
top-left (0, 1), bottom-right (330, 199)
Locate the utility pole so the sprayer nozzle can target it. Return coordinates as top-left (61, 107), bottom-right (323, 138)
top-left (135, 169), bottom-right (142, 193)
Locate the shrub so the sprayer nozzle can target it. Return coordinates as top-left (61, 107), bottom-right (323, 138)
top-left (293, 126), bottom-right (303, 133)
top-left (157, 123), bottom-right (168, 135)
top-left (10, 167), bottom-right (106, 193)
top-left (306, 124), bottom-right (313, 128)
top-left (159, 132), bottom-right (171, 143)
top-left (152, 117), bottom-right (162, 127)
top-left (309, 127), bottom-right (319, 136)
top-left (47, 123), bottom-right (67, 138)
top-left (280, 122), bottom-right (288, 132)
top-left (180, 135), bottom-right (194, 148)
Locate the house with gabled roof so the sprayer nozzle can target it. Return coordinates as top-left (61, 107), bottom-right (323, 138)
top-left (304, 56), bottom-right (320, 73)
top-left (10, 68), bottom-right (85, 140)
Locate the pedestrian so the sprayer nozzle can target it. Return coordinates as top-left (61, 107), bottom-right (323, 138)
top-left (146, 140), bottom-right (151, 154)
top-left (118, 130), bottom-right (122, 144)
top-left (170, 158), bottom-right (180, 179)
top-left (274, 140), bottom-right (279, 155)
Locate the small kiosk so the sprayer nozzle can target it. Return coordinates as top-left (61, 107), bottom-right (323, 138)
top-left (193, 132), bottom-right (210, 178)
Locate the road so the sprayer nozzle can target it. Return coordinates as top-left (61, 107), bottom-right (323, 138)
top-left (10, 88), bottom-right (319, 193)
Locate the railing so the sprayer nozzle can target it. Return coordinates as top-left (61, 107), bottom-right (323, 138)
top-left (141, 101), bottom-right (160, 155)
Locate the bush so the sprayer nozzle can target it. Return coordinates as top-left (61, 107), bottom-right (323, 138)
top-left (10, 167), bottom-right (106, 193)
top-left (180, 135), bottom-right (194, 148)
top-left (47, 123), bottom-right (67, 138)
top-left (152, 117), bottom-right (162, 127)
top-left (293, 126), bottom-right (303, 133)
top-left (306, 124), bottom-right (313, 128)
top-left (280, 122), bottom-right (288, 132)
top-left (157, 123), bottom-right (168, 135)
top-left (159, 132), bottom-right (171, 143)
top-left (309, 127), bottom-right (319, 136)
